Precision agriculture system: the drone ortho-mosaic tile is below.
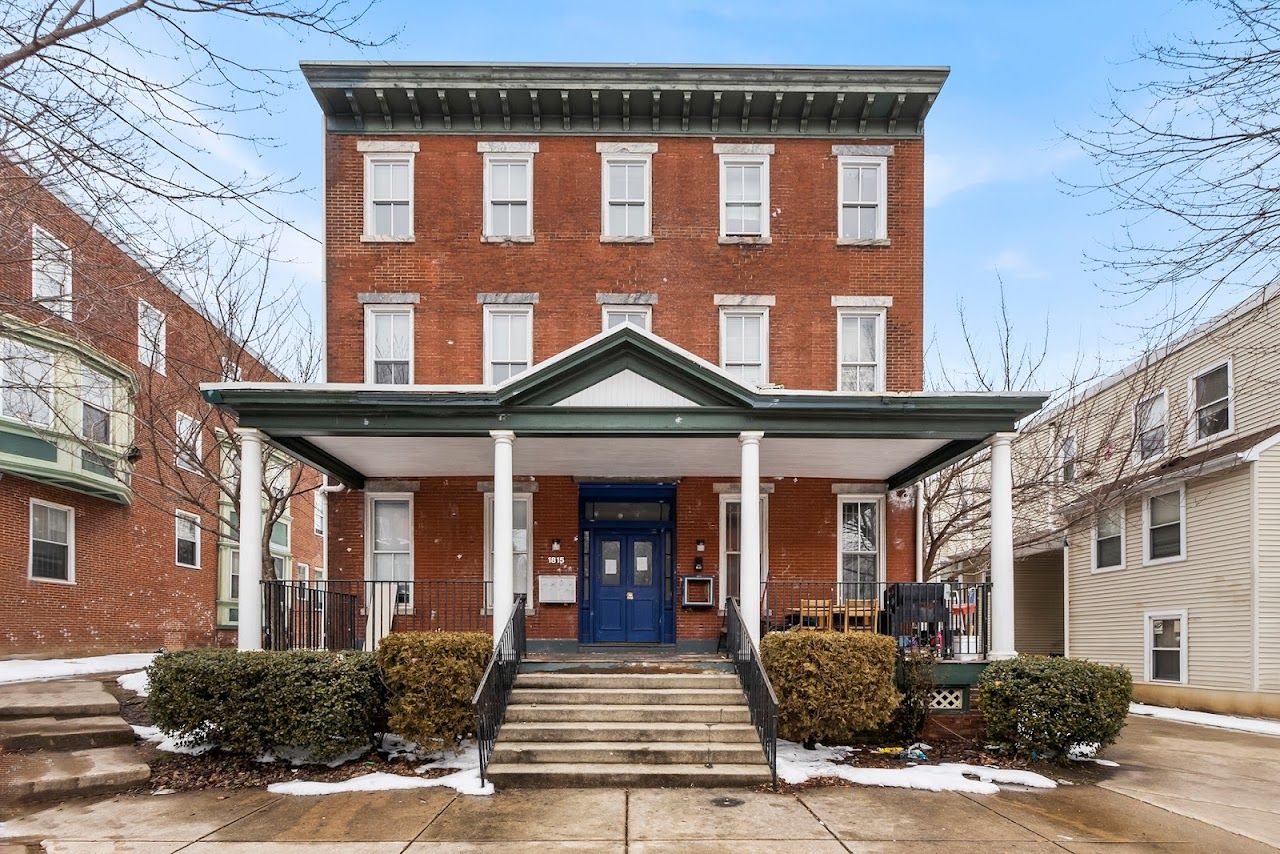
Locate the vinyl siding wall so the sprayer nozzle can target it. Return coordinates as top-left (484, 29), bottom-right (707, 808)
top-left (1015, 550), bottom-right (1064, 655)
top-left (1256, 443), bottom-right (1280, 691)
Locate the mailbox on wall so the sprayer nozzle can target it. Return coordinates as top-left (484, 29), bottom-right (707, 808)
top-left (538, 575), bottom-right (576, 604)
top-left (681, 576), bottom-right (715, 608)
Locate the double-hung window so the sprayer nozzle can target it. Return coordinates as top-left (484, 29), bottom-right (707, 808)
top-left (138, 299), bottom-right (166, 375)
top-left (484, 305), bottom-right (533, 384)
top-left (1190, 362), bottom-right (1231, 443)
top-left (720, 308), bottom-right (768, 385)
top-left (364, 305), bottom-right (413, 384)
top-left (363, 152), bottom-right (414, 239)
top-left (31, 225), bottom-right (72, 318)
top-left (175, 411), bottom-right (202, 474)
top-left (717, 149), bottom-right (770, 240)
top-left (837, 309), bottom-right (885, 391)
top-left (1, 340), bottom-right (54, 427)
top-left (1060, 434), bottom-right (1078, 483)
top-left (1144, 487), bottom-right (1185, 564)
top-left (483, 150), bottom-right (534, 240)
top-left (1146, 611), bottom-right (1186, 683)
top-left (80, 366), bottom-right (112, 444)
top-left (30, 499), bottom-right (73, 582)
top-left (175, 511), bottom-right (200, 568)
top-left (719, 495), bottom-right (768, 611)
top-left (838, 497), bottom-right (881, 601)
top-left (838, 156), bottom-right (888, 242)
top-left (484, 493), bottom-right (533, 612)
top-left (314, 492), bottom-right (326, 536)
top-left (600, 149), bottom-right (652, 239)
top-left (1093, 507), bottom-right (1124, 571)
top-left (369, 495), bottom-right (413, 608)
top-left (1135, 392), bottom-right (1168, 459)
top-left (602, 305), bottom-right (652, 331)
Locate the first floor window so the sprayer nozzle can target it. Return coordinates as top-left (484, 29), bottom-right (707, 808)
top-left (365, 306), bottom-right (413, 384)
top-left (370, 496), bottom-right (412, 606)
top-left (1148, 612), bottom-right (1185, 683)
top-left (1135, 392), bottom-right (1168, 459)
top-left (720, 308), bottom-right (768, 385)
top-left (1145, 488), bottom-right (1184, 562)
top-left (838, 498), bottom-right (880, 600)
top-left (838, 156), bottom-right (887, 241)
top-left (485, 493), bottom-right (533, 611)
top-left (272, 555), bottom-right (287, 581)
top-left (603, 305), bottom-right (652, 331)
top-left (1094, 508), bottom-right (1123, 570)
top-left (837, 310), bottom-right (884, 391)
top-left (1192, 363), bottom-right (1231, 441)
top-left (30, 500), bottom-right (73, 581)
top-left (719, 496), bottom-right (768, 610)
top-left (270, 519), bottom-right (290, 550)
top-left (229, 550), bottom-right (240, 600)
top-left (485, 306), bottom-right (533, 383)
top-left (175, 512), bottom-right (200, 568)
top-left (296, 563), bottom-right (310, 600)
top-left (1, 339), bottom-right (53, 427)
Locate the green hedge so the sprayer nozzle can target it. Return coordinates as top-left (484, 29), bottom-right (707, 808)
top-left (376, 632), bottom-right (493, 750)
top-left (761, 631), bottom-right (900, 746)
top-left (978, 655), bottom-right (1132, 760)
top-left (146, 649), bottom-right (385, 761)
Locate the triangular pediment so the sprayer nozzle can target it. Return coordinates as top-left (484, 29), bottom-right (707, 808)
top-left (552, 369), bottom-right (700, 407)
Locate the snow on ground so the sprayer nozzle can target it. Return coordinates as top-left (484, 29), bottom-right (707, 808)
top-left (270, 741), bottom-right (493, 797)
top-left (131, 725), bottom-right (214, 756)
top-left (117, 670), bottom-right (149, 696)
top-left (1069, 743), bottom-right (1120, 768)
top-left (0, 653), bottom-right (156, 684)
top-left (1130, 703), bottom-right (1280, 737)
top-left (775, 740), bottom-right (1057, 794)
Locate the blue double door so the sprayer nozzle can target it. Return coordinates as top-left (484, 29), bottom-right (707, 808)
top-left (589, 529), bottom-right (664, 644)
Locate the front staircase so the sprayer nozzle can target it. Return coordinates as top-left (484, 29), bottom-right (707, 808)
top-left (484, 658), bottom-right (773, 788)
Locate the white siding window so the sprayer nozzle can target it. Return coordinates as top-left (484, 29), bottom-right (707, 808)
top-left (0, 340), bottom-right (54, 427)
top-left (601, 156), bottom-right (651, 239)
top-left (137, 299), bottom-right (166, 375)
top-left (837, 156), bottom-right (888, 242)
top-left (31, 225), bottom-right (72, 318)
top-left (836, 309), bottom-right (885, 391)
top-left (1092, 507), bottom-right (1124, 571)
top-left (484, 493), bottom-right (534, 612)
top-left (1145, 610), bottom-right (1187, 684)
top-left (1190, 362), bottom-right (1232, 443)
top-left (369, 495), bottom-right (413, 607)
top-left (175, 411), bottom-right (202, 474)
top-left (30, 499), bottom-right (74, 583)
top-left (1060, 434), bottom-right (1078, 484)
top-left (363, 154), bottom-right (414, 239)
top-left (1143, 487), bottom-right (1185, 565)
top-left (364, 306), bottom-right (413, 384)
top-left (838, 496), bottom-right (882, 600)
top-left (80, 366), bottom-right (112, 444)
top-left (718, 495), bottom-right (768, 611)
top-left (602, 305), bottom-right (652, 331)
top-left (175, 511), bottom-right (200, 568)
top-left (484, 305), bottom-right (533, 384)
top-left (719, 308), bottom-right (768, 385)
top-left (719, 156), bottom-right (769, 239)
top-left (1135, 392), bottom-right (1168, 459)
top-left (484, 153), bottom-right (534, 239)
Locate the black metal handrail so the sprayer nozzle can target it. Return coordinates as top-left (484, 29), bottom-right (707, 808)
top-left (726, 596), bottom-right (778, 787)
top-left (472, 595), bottom-right (527, 785)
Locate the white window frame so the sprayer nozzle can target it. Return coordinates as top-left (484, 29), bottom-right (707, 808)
top-left (719, 307), bottom-right (769, 386)
top-left (483, 492), bottom-right (535, 614)
top-left (175, 411), bottom-right (203, 474)
top-left (1187, 359), bottom-right (1233, 447)
top-left (482, 152), bottom-right (535, 240)
top-left (1133, 390), bottom-right (1169, 461)
top-left (365, 492), bottom-right (414, 611)
top-left (363, 304), bottom-right (415, 384)
top-left (1142, 484), bottom-right (1187, 566)
top-left (296, 562), bottom-right (311, 601)
top-left (718, 154), bottom-right (771, 240)
top-left (314, 492), bottom-right (326, 536)
top-left (0, 339), bottom-right (54, 428)
top-left (835, 494), bottom-right (886, 601)
top-left (601, 304), bottom-right (652, 332)
top-left (29, 498), bottom-right (75, 584)
top-left (600, 153), bottom-right (652, 240)
top-left (483, 304), bottom-right (534, 385)
top-left (1059, 433), bottom-right (1078, 484)
top-left (1144, 608), bottom-right (1188, 684)
top-left (836, 155), bottom-right (888, 243)
top-left (137, 299), bottom-right (166, 375)
top-left (835, 307), bottom-right (887, 392)
top-left (362, 152), bottom-right (415, 240)
top-left (1091, 505), bottom-right (1125, 572)
top-left (717, 493), bottom-right (769, 612)
top-left (79, 365), bottom-right (113, 445)
top-left (31, 224), bottom-right (72, 318)
top-left (175, 510), bottom-right (201, 569)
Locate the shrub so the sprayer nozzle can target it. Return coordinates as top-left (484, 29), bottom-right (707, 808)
top-left (887, 646), bottom-right (937, 741)
top-left (146, 649), bottom-right (385, 761)
top-left (761, 631), bottom-right (900, 747)
top-left (978, 655), bottom-right (1132, 760)
top-left (377, 632), bottom-right (493, 750)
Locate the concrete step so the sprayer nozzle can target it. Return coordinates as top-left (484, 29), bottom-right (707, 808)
top-left (515, 672), bottom-right (740, 690)
top-left (491, 740), bottom-right (766, 765)
top-left (0, 715), bottom-right (135, 751)
top-left (0, 746), bottom-right (150, 805)
top-left (499, 720), bottom-right (759, 743)
top-left (509, 687), bottom-right (746, 706)
top-left (505, 703), bottom-right (753, 724)
top-left (485, 761), bottom-right (772, 788)
top-left (0, 681), bottom-right (119, 719)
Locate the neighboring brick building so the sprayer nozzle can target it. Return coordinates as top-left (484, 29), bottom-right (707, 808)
top-left (205, 63), bottom-right (1042, 655)
top-left (0, 159), bottom-right (325, 656)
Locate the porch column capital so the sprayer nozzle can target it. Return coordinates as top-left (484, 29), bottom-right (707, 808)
top-left (987, 431), bottom-right (1017, 448)
top-left (738, 430), bottom-right (764, 445)
top-left (490, 429), bottom-right (516, 444)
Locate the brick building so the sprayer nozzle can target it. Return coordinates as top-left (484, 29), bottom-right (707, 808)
top-left (205, 63), bottom-right (1042, 655)
top-left (0, 160), bottom-right (325, 656)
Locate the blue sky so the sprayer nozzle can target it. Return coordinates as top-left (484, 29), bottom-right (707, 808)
top-left (219, 0), bottom-right (1228, 388)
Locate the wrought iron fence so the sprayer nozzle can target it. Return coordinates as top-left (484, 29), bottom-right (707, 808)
top-left (473, 595), bottom-right (527, 785)
top-left (726, 596), bottom-right (778, 787)
top-left (760, 580), bottom-right (991, 659)
top-left (260, 579), bottom-right (492, 651)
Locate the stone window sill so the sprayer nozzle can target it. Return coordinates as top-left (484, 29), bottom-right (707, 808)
top-left (481, 235), bottom-right (535, 244)
top-left (719, 235), bottom-right (772, 246)
top-left (837, 238), bottom-right (891, 247)
top-left (361, 235), bottom-right (415, 244)
top-left (600, 235), bottom-right (655, 244)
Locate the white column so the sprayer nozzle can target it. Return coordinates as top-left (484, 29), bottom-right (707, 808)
top-left (989, 432), bottom-right (1017, 661)
top-left (739, 431), bottom-right (764, 645)
top-left (236, 428), bottom-right (265, 651)
top-left (491, 430), bottom-right (516, 646)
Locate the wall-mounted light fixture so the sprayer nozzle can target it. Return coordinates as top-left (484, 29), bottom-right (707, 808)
top-left (693, 556), bottom-right (704, 572)
top-left (695, 539), bottom-right (705, 552)
top-left (551, 538), bottom-right (561, 551)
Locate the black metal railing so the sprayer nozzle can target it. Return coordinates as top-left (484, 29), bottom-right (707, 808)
top-left (261, 579), bottom-right (493, 651)
top-left (473, 595), bottom-right (527, 785)
top-left (760, 580), bottom-right (991, 659)
top-left (726, 596), bottom-right (778, 787)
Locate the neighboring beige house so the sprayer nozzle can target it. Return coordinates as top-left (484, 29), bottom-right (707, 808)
top-left (938, 286), bottom-right (1280, 717)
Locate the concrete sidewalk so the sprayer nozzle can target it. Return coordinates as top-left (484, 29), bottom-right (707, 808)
top-left (2, 778), bottom-right (1273, 852)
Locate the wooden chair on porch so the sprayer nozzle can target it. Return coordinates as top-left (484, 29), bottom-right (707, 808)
top-left (839, 599), bottom-right (880, 632)
top-left (799, 599), bottom-right (834, 631)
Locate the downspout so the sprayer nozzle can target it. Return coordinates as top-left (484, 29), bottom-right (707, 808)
top-left (319, 477), bottom-right (346, 576)
top-left (914, 482), bottom-right (924, 582)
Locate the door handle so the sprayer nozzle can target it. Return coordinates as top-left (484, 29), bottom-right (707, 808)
top-left (626, 591), bottom-right (634, 600)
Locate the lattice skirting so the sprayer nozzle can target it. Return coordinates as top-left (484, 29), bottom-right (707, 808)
top-left (928, 687), bottom-right (966, 712)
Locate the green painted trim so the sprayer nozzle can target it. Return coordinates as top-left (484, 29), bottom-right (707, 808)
top-left (0, 457), bottom-right (132, 503)
top-left (269, 436), bottom-right (365, 489)
top-left (0, 429), bottom-right (58, 462)
top-left (932, 661), bottom-right (988, 687)
top-left (887, 439), bottom-right (981, 489)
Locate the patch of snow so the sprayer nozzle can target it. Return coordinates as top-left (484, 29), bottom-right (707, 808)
top-left (117, 670), bottom-right (149, 696)
top-left (775, 740), bottom-right (1057, 794)
top-left (382, 733), bottom-right (432, 761)
top-left (1068, 743), bottom-right (1120, 768)
top-left (1130, 703), bottom-right (1280, 737)
top-left (268, 769), bottom-right (493, 797)
top-left (131, 724), bottom-right (212, 755)
top-left (0, 653), bottom-right (156, 684)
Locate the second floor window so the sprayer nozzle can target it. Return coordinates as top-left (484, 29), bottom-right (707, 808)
top-left (838, 157), bottom-right (887, 242)
top-left (137, 299), bottom-right (166, 375)
top-left (1135, 392), bottom-right (1168, 459)
top-left (365, 306), bottom-right (413, 384)
top-left (80, 366), bottom-right (112, 444)
top-left (175, 411), bottom-right (202, 474)
top-left (837, 310), bottom-right (884, 392)
top-left (1, 340), bottom-right (53, 427)
top-left (364, 154), bottom-right (413, 239)
top-left (1094, 507), bottom-right (1123, 570)
top-left (602, 305), bottom-right (651, 331)
top-left (31, 225), bottom-right (72, 318)
top-left (485, 305), bottom-right (533, 383)
top-left (1145, 488), bottom-right (1184, 563)
top-left (1191, 362), bottom-right (1231, 442)
top-left (720, 308), bottom-right (768, 385)
top-left (720, 157), bottom-right (769, 239)
top-left (1061, 434), bottom-right (1078, 483)
top-left (602, 156), bottom-right (651, 239)
top-left (484, 154), bottom-right (533, 239)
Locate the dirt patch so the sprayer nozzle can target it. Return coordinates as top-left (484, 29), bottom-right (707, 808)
top-left (103, 678), bottom-right (151, 728)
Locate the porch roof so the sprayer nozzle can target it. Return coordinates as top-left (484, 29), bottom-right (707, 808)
top-left (201, 325), bottom-right (1045, 489)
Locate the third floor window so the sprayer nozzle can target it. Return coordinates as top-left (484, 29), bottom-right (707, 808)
top-left (363, 154), bottom-right (413, 239)
top-left (1135, 392), bottom-right (1168, 459)
top-left (719, 155), bottom-right (770, 239)
top-left (837, 156), bottom-right (887, 242)
top-left (1191, 362), bottom-right (1231, 442)
top-left (484, 154), bottom-right (534, 240)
